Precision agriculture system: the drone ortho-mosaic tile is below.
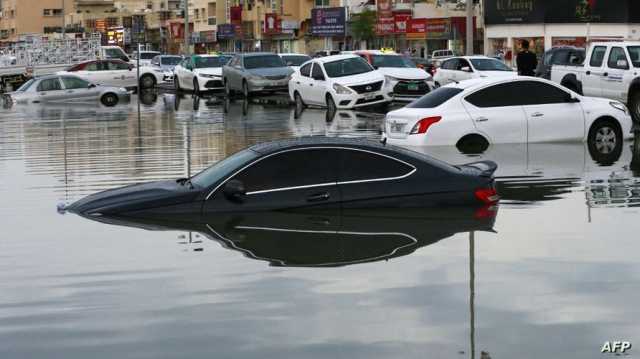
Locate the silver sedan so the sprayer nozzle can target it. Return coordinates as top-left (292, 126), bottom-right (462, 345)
top-left (3, 75), bottom-right (130, 107)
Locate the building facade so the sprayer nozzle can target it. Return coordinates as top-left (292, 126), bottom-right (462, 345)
top-left (484, 0), bottom-right (640, 65)
top-left (1, 0), bottom-right (76, 41)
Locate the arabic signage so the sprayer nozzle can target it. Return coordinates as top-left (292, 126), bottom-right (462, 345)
top-left (217, 24), bottom-right (236, 39)
top-left (376, 0), bottom-right (394, 36)
top-left (310, 7), bottom-right (346, 36)
top-left (485, 0), bottom-right (639, 24)
top-left (406, 18), bottom-right (427, 39)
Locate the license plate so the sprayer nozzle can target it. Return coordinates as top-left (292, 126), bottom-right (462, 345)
top-left (364, 94), bottom-right (376, 100)
top-left (407, 83), bottom-right (419, 91)
top-left (390, 123), bottom-right (405, 133)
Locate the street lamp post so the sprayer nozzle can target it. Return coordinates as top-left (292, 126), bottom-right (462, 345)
top-left (466, 0), bottom-right (474, 55)
top-left (184, 0), bottom-right (190, 55)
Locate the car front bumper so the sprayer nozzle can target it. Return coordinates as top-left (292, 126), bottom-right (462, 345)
top-left (333, 90), bottom-right (389, 109)
top-left (383, 79), bottom-right (432, 102)
top-left (196, 75), bottom-right (224, 91)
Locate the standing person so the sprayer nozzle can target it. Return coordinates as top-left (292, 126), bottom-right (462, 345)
top-left (516, 39), bottom-right (537, 76)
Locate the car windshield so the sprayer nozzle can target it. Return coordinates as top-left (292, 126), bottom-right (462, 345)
top-left (16, 79), bottom-right (35, 92)
top-left (470, 59), bottom-right (512, 71)
top-left (140, 52), bottom-right (160, 59)
top-left (324, 57), bottom-right (373, 78)
top-left (627, 46), bottom-right (640, 67)
top-left (371, 55), bottom-right (415, 68)
top-left (406, 87), bottom-right (464, 108)
top-left (104, 48), bottom-right (126, 59)
top-left (244, 55), bottom-right (286, 69)
top-left (282, 55), bottom-right (311, 66)
top-left (194, 56), bottom-right (228, 68)
top-left (161, 56), bottom-right (182, 66)
top-left (190, 149), bottom-right (260, 188)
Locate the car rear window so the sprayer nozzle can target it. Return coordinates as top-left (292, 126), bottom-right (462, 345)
top-left (406, 87), bottom-right (463, 108)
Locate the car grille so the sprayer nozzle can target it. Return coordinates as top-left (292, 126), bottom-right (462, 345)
top-left (205, 80), bottom-right (224, 88)
top-left (265, 75), bottom-right (287, 80)
top-left (355, 95), bottom-right (384, 105)
top-left (393, 81), bottom-right (430, 96)
top-left (349, 81), bottom-right (383, 94)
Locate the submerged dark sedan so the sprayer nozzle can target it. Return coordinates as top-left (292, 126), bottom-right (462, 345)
top-left (65, 137), bottom-right (498, 218)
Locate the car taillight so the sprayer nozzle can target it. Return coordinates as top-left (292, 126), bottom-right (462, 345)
top-left (474, 187), bottom-right (500, 204)
top-left (409, 116), bottom-right (441, 135)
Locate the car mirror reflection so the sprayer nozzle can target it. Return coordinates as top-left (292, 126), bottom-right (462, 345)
top-left (223, 180), bottom-right (246, 202)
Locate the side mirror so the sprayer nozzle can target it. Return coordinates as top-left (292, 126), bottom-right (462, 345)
top-left (461, 66), bottom-right (472, 72)
top-left (565, 95), bottom-right (580, 103)
top-left (616, 59), bottom-right (629, 69)
top-left (373, 65), bottom-right (379, 70)
top-left (88, 83), bottom-right (96, 89)
top-left (223, 179), bottom-right (245, 202)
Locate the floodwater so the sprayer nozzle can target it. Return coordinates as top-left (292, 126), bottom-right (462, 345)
top-left (1, 92), bottom-right (639, 359)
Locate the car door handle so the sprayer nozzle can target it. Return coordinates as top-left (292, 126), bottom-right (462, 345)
top-left (309, 84), bottom-right (314, 87)
top-left (531, 112), bottom-right (544, 118)
top-left (603, 72), bottom-right (608, 77)
top-left (296, 81), bottom-right (300, 84)
top-left (66, 90), bottom-right (74, 93)
top-left (586, 70), bottom-right (591, 75)
top-left (475, 116), bottom-right (488, 122)
top-left (307, 192), bottom-right (330, 202)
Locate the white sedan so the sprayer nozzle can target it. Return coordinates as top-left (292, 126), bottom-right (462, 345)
top-left (433, 56), bottom-right (516, 87)
top-left (289, 55), bottom-right (388, 111)
top-left (173, 55), bottom-right (231, 94)
top-left (58, 59), bottom-right (162, 89)
top-left (384, 77), bottom-right (633, 154)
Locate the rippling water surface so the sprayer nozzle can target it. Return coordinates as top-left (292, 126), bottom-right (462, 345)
top-left (1, 93), bottom-right (639, 359)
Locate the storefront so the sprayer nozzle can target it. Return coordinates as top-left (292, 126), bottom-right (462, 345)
top-left (217, 24), bottom-right (238, 52)
top-left (484, 0), bottom-right (640, 65)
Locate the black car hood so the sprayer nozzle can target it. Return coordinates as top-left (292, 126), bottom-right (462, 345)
top-left (65, 179), bottom-right (200, 217)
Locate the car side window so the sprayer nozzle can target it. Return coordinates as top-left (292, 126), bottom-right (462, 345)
top-left (231, 149), bottom-right (337, 193)
top-left (607, 47), bottom-right (629, 69)
top-left (312, 63), bottom-right (325, 81)
top-left (442, 59), bottom-right (457, 70)
top-left (457, 59), bottom-right (471, 70)
top-left (108, 61), bottom-right (130, 70)
top-left (465, 82), bottom-right (528, 107)
top-left (61, 76), bottom-right (90, 89)
top-left (339, 150), bottom-right (414, 182)
top-left (37, 78), bottom-right (62, 92)
top-left (589, 46), bottom-right (607, 67)
top-left (518, 80), bottom-right (571, 105)
top-left (550, 50), bottom-right (569, 65)
top-left (300, 62), bottom-right (312, 77)
top-left (85, 62), bottom-right (100, 71)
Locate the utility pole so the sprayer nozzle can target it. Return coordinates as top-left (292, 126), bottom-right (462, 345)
top-left (61, 0), bottom-right (65, 38)
top-left (466, 0), bottom-right (474, 55)
top-left (184, 0), bottom-right (190, 55)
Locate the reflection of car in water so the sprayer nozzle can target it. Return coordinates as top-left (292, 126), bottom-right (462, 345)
top-left (419, 142), bottom-right (638, 206)
top-left (11, 102), bottom-right (129, 122)
top-left (289, 108), bottom-right (383, 138)
top-left (71, 207), bottom-right (497, 267)
top-left (64, 137), bottom-right (499, 218)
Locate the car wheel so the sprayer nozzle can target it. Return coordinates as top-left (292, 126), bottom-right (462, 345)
top-left (294, 91), bottom-right (305, 110)
top-left (193, 79), bottom-right (200, 96)
top-left (326, 94), bottom-right (337, 112)
top-left (101, 93), bottom-right (119, 107)
top-left (242, 81), bottom-right (250, 98)
top-left (140, 74), bottom-right (156, 89)
top-left (588, 119), bottom-right (622, 159)
top-left (174, 76), bottom-right (181, 92)
top-left (629, 91), bottom-right (640, 123)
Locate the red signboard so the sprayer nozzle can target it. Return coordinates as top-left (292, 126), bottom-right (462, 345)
top-left (230, 6), bottom-right (242, 23)
top-left (406, 18), bottom-right (427, 39)
top-left (376, 0), bottom-right (394, 36)
top-left (393, 13), bottom-right (411, 34)
top-left (169, 21), bottom-right (195, 41)
top-left (264, 13), bottom-right (281, 35)
top-left (376, 18), bottom-right (394, 35)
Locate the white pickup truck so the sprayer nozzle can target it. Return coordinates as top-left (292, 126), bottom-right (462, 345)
top-left (551, 41), bottom-right (640, 122)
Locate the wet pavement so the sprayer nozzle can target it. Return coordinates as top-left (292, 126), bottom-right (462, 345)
top-left (1, 92), bottom-right (639, 359)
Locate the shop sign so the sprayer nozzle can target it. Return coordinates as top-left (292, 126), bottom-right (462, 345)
top-left (281, 20), bottom-right (299, 34)
top-left (201, 31), bottom-right (216, 43)
top-left (394, 13), bottom-right (411, 34)
top-left (376, 18), bottom-right (394, 35)
top-left (406, 18), bottom-right (427, 39)
top-left (425, 18), bottom-right (450, 40)
top-left (217, 24), bottom-right (236, 39)
top-left (264, 13), bottom-right (281, 35)
top-left (169, 22), bottom-right (194, 41)
top-left (311, 7), bottom-right (346, 36)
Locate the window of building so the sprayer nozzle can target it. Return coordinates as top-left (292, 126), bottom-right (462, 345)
top-left (43, 9), bottom-right (51, 16)
top-left (315, 0), bottom-right (330, 7)
top-left (52, 8), bottom-right (62, 16)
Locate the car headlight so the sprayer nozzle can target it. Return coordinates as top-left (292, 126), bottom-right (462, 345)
top-left (333, 83), bottom-right (352, 94)
top-left (610, 101), bottom-right (629, 115)
top-left (248, 74), bottom-right (264, 80)
top-left (199, 74), bottom-right (219, 78)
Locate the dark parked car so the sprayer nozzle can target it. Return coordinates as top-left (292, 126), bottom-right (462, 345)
top-left (71, 207), bottom-right (498, 267)
top-left (536, 46), bottom-right (585, 79)
top-left (64, 137), bottom-right (499, 217)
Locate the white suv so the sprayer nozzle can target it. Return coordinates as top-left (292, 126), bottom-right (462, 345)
top-left (288, 55), bottom-right (388, 110)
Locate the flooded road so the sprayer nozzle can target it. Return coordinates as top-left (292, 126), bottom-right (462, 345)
top-left (1, 93), bottom-right (639, 359)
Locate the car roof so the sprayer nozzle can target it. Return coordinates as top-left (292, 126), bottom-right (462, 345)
top-left (279, 53), bottom-right (309, 57)
top-left (237, 52), bottom-right (278, 57)
top-left (591, 41), bottom-right (640, 47)
top-left (314, 54), bottom-right (360, 63)
top-left (247, 136), bottom-right (458, 171)
top-left (448, 55), bottom-right (495, 60)
top-left (443, 76), bottom-right (552, 91)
